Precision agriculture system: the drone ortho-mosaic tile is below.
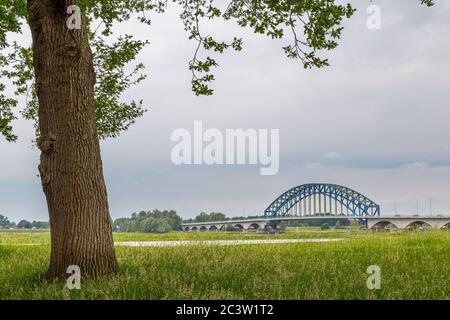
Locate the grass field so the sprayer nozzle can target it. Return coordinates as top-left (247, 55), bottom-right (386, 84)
top-left (0, 228), bottom-right (449, 300)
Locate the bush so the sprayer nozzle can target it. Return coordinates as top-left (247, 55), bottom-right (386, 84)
top-left (320, 223), bottom-right (330, 230)
top-left (298, 223), bottom-right (309, 228)
top-left (335, 221), bottom-right (346, 229)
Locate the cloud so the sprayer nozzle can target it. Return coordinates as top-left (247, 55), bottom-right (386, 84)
top-left (320, 152), bottom-right (341, 160)
top-left (400, 162), bottom-right (430, 169)
top-left (304, 163), bottom-right (325, 171)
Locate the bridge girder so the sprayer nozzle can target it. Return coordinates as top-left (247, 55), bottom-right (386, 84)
top-left (264, 183), bottom-right (380, 218)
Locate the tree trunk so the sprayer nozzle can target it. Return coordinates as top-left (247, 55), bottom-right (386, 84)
top-left (27, 0), bottom-right (118, 279)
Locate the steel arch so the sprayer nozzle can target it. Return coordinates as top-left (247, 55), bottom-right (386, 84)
top-left (264, 183), bottom-right (380, 217)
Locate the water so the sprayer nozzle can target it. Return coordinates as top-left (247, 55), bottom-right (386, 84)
top-left (114, 238), bottom-right (346, 247)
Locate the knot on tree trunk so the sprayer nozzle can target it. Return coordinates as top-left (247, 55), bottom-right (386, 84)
top-left (37, 133), bottom-right (57, 154)
top-left (38, 164), bottom-right (52, 188)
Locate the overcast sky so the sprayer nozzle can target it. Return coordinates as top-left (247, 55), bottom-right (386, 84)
top-left (2, 0), bottom-right (450, 222)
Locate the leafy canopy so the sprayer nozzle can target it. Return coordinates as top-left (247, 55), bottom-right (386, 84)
top-left (0, 0), bottom-right (434, 142)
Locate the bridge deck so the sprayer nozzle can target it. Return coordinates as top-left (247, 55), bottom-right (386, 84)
top-left (181, 215), bottom-right (450, 230)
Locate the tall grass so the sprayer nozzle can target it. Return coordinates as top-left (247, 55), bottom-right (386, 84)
top-left (0, 229), bottom-right (448, 299)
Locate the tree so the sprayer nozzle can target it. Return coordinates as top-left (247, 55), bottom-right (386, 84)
top-left (140, 218), bottom-right (156, 233)
top-left (0, 0), bottom-right (433, 279)
top-left (113, 209), bottom-right (182, 233)
top-left (141, 217), bottom-right (172, 233)
top-left (127, 219), bottom-right (140, 233)
top-left (150, 210), bottom-right (182, 230)
top-left (112, 217), bottom-right (130, 232)
top-left (17, 219), bottom-right (33, 229)
top-left (194, 212), bottom-right (211, 223)
top-left (0, 214), bottom-right (11, 227)
top-left (194, 211), bottom-right (227, 222)
top-left (31, 220), bottom-right (50, 229)
top-left (209, 212), bottom-right (227, 222)
top-left (320, 223), bottom-right (330, 230)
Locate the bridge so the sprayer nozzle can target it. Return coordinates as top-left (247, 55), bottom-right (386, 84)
top-left (181, 183), bottom-right (450, 231)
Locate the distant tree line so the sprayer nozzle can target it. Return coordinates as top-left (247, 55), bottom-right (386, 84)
top-left (113, 210), bottom-right (265, 233)
top-left (0, 215), bottom-right (49, 229)
top-left (113, 210), bottom-right (182, 233)
top-left (182, 212), bottom-right (263, 223)
top-left (18, 220), bottom-right (50, 229)
top-left (182, 212), bottom-right (227, 223)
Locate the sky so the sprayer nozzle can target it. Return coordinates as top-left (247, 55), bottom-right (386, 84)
top-left (1, 0), bottom-right (450, 222)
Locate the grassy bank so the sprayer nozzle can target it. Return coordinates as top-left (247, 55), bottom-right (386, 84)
top-left (0, 229), bottom-right (448, 299)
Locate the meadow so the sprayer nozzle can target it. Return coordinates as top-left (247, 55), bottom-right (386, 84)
top-left (0, 228), bottom-right (449, 300)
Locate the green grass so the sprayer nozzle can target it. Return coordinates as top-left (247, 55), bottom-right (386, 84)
top-left (0, 227), bottom-right (357, 245)
top-left (0, 228), bottom-right (449, 299)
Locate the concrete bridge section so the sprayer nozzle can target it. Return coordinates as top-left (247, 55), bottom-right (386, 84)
top-left (366, 216), bottom-right (450, 230)
top-left (181, 218), bottom-right (273, 232)
top-left (182, 216), bottom-right (361, 232)
top-left (182, 216), bottom-right (450, 232)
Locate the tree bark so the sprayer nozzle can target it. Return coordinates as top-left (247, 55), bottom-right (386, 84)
top-left (27, 0), bottom-right (118, 279)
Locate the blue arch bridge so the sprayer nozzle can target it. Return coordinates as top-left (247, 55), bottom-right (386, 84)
top-left (181, 183), bottom-right (450, 232)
